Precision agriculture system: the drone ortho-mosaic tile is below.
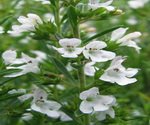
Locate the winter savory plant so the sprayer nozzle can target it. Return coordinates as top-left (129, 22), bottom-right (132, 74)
top-left (0, 0), bottom-right (142, 125)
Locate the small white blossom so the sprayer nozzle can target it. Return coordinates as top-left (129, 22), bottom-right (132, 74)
top-left (66, 62), bottom-right (74, 72)
top-left (59, 111), bottom-right (72, 121)
top-left (8, 89), bottom-right (26, 94)
top-left (100, 56), bottom-right (138, 85)
top-left (31, 50), bottom-right (47, 62)
top-left (128, 0), bottom-right (149, 9)
top-left (31, 88), bottom-right (72, 120)
top-left (35, 0), bottom-right (50, 4)
top-left (43, 13), bottom-right (54, 22)
top-left (0, 26), bottom-right (4, 34)
top-left (18, 93), bottom-right (33, 102)
top-left (19, 88), bottom-right (72, 121)
top-left (111, 28), bottom-right (142, 52)
top-left (8, 13), bottom-right (43, 36)
top-left (49, 84), bottom-right (65, 91)
top-left (15, 0), bottom-right (25, 9)
top-left (2, 50), bottom-right (17, 65)
top-left (80, 22), bottom-right (96, 37)
top-left (53, 38), bottom-right (84, 58)
top-left (95, 107), bottom-right (115, 121)
top-left (126, 16), bottom-right (138, 25)
top-left (7, 25), bottom-right (24, 36)
top-left (83, 41), bottom-right (116, 62)
top-left (21, 113), bottom-right (33, 121)
top-left (88, 0), bottom-right (115, 11)
top-left (31, 88), bottom-right (61, 118)
top-left (79, 87), bottom-right (116, 120)
top-left (84, 62), bottom-right (98, 76)
top-left (2, 50), bottom-right (40, 77)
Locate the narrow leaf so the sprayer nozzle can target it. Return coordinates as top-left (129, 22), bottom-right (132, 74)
top-left (48, 56), bottom-right (75, 84)
top-left (83, 25), bottom-right (124, 44)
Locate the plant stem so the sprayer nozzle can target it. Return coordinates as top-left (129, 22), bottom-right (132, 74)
top-left (78, 64), bottom-right (86, 91)
top-left (55, 0), bottom-right (61, 33)
top-left (73, 23), bottom-right (80, 38)
top-left (84, 115), bottom-right (90, 125)
top-left (73, 17), bottom-right (90, 125)
top-left (73, 22), bottom-right (85, 91)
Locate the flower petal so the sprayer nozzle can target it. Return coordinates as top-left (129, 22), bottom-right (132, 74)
top-left (111, 28), bottom-right (128, 41)
top-left (79, 101), bottom-right (93, 114)
top-left (59, 38), bottom-right (81, 47)
top-left (80, 87), bottom-right (99, 100)
top-left (85, 41), bottom-right (107, 50)
top-left (2, 50), bottom-right (17, 65)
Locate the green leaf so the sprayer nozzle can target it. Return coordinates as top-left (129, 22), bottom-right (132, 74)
top-left (0, 77), bottom-right (19, 86)
top-left (0, 69), bottom-right (21, 76)
top-left (67, 6), bottom-right (78, 36)
top-left (0, 15), bottom-right (12, 25)
top-left (32, 21), bottom-right (57, 40)
top-left (0, 93), bottom-right (23, 101)
top-left (49, 0), bottom-right (56, 6)
top-left (83, 25), bottom-right (124, 44)
top-left (48, 56), bottom-right (75, 84)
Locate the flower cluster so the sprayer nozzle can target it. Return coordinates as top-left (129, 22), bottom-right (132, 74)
top-left (53, 28), bottom-right (140, 120)
top-left (0, 0), bottom-right (143, 123)
top-left (8, 13), bottom-right (43, 36)
top-left (18, 87), bottom-right (72, 121)
top-left (80, 87), bottom-right (116, 121)
top-left (111, 28), bottom-right (142, 53)
top-left (2, 50), bottom-right (46, 77)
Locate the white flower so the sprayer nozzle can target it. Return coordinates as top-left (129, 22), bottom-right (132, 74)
top-left (84, 62), bottom-right (98, 76)
top-left (79, 87), bottom-right (116, 121)
top-left (66, 62), bottom-right (74, 72)
top-left (0, 26), bottom-right (4, 34)
top-left (31, 89), bottom-right (61, 118)
top-left (43, 13), bottom-right (54, 22)
top-left (88, 0), bottom-right (115, 11)
top-left (31, 50), bottom-right (47, 62)
top-left (18, 93), bottom-right (33, 102)
top-left (59, 111), bottom-right (72, 121)
top-left (80, 22), bottom-right (96, 37)
top-left (83, 41), bottom-right (116, 62)
top-left (8, 89), bottom-right (26, 94)
top-left (128, 0), bottom-right (149, 9)
top-left (53, 38), bottom-right (83, 58)
top-left (95, 107), bottom-right (115, 121)
top-left (100, 56), bottom-right (138, 85)
top-left (7, 25), bottom-right (24, 36)
top-left (17, 13), bottom-right (43, 28)
top-left (126, 16), bottom-right (138, 25)
top-left (2, 50), bottom-right (17, 65)
top-left (21, 113), bottom-right (33, 121)
top-left (2, 51), bottom-right (40, 77)
top-left (111, 28), bottom-right (142, 52)
top-left (19, 88), bottom-right (72, 121)
top-left (35, 0), bottom-right (50, 4)
top-left (15, 0), bottom-right (25, 9)
top-left (8, 13), bottom-right (43, 36)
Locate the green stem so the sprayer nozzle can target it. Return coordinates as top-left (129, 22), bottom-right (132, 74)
top-left (73, 22), bottom-right (85, 91)
top-left (72, 17), bottom-right (90, 125)
top-left (73, 23), bottom-right (80, 38)
top-left (78, 65), bottom-right (86, 91)
top-left (55, 0), bottom-right (61, 33)
top-left (84, 115), bottom-right (90, 125)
